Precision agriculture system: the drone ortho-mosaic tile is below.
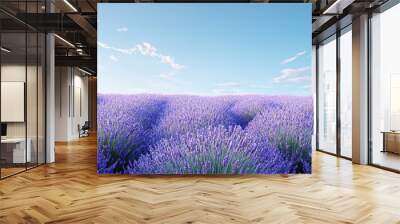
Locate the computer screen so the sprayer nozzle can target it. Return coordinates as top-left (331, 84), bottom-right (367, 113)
top-left (1, 123), bottom-right (7, 137)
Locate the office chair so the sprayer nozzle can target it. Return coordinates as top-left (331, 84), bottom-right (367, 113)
top-left (79, 121), bottom-right (90, 138)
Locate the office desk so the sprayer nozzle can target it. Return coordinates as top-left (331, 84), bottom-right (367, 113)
top-left (382, 131), bottom-right (400, 154)
top-left (1, 138), bottom-right (31, 163)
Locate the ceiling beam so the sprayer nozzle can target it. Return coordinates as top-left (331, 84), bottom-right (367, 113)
top-left (55, 55), bottom-right (96, 72)
top-left (323, 0), bottom-right (356, 14)
top-left (67, 13), bottom-right (97, 40)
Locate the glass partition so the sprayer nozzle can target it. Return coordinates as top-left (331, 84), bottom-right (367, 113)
top-left (27, 31), bottom-right (38, 169)
top-left (1, 31), bottom-right (28, 177)
top-left (38, 32), bottom-right (46, 165)
top-left (0, 1), bottom-right (46, 179)
top-left (371, 3), bottom-right (400, 171)
top-left (317, 35), bottom-right (337, 154)
top-left (339, 27), bottom-right (352, 158)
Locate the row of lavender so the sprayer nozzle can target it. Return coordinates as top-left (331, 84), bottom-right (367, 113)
top-left (97, 94), bottom-right (313, 174)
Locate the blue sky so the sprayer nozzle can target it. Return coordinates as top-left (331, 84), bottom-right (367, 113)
top-left (98, 4), bottom-right (311, 96)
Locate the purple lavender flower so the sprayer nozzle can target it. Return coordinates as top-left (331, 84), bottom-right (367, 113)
top-left (97, 94), bottom-right (313, 174)
top-left (128, 125), bottom-right (289, 174)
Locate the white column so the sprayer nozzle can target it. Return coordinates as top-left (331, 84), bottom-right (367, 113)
top-left (46, 32), bottom-right (55, 163)
top-left (312, 45), bottom-right (317, 151)
top-left (352, 14), bottom-right (369, 164)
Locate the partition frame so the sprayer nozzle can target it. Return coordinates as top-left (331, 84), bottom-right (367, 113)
top-left (315, 23), bottom-right (353, 161)
top-left (0, 1), bottom-right (48, 180)
top-left (367, 0), bottom-right (400, 173)
top-left (316, 0), bottom-right (400, 173)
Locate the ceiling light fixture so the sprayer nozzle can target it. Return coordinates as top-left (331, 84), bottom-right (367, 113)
top-left (76, 48), bottom-right (85, 55)
top-left (78, 67), bottom-right (93, 76)
top-left (54, 34), bottom-right (75, 48)
top-left (323, 0), bottom-right (354, 15)
top-left (1, 47), bottom-right (11, 53)
top-left (63, 0), bottom-right (78, 12)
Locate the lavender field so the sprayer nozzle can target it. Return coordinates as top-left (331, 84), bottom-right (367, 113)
top-left (97, 94), bottom-right (313, 174)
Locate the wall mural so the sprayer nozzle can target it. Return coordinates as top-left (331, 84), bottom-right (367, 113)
top-left (97, 4), bottom-right (313, 174)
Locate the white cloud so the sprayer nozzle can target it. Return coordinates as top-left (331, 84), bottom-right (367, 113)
top-left (99, 41), bottom-right (184, 70)
top-left (248, 84), bottom-right (272, 89)
top-left (136, 42), bottom-right (184, 70)
top-left (110, 55), bottom-right (118, 62)
top-left (151, 82), bottom-right (177, 91)
top-left (160, 55), bottom-right (184, 70)
top-left (213, 82), bottom-right (272, 91)
top-left (211, 88), bottom-right (256, 96)
top-left (98, 41), bottom-right (111, 49)
top-left (137, 42), bottom-right (158, 57)
top-left (212, 88), bottom-right (242, 95)
top-left (117, 27), bottom-right (128, 32)
top-left (288, 76), bottom-right (311, 83)
top-left (159, 72), bottom-right (176, 80)
top-left (215, 82), bottom-right (241, 88)
top-left (212, 82), bottom-right (264, 95)
top-left (301, 84), bottom-right (311, 89)
top-left (273, 66), bottom-right (311, 83)
top-left (99, 88), bottom-right (149, 95)
top-left (112, 47), bottom-right (136, 55)
top-left (280, 51), bottom-right (307, 65)
top-left (99, 41), bottom-right (135, 54)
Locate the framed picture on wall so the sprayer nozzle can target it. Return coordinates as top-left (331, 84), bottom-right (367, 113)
top-left (97, 3), bottom-right (313, 175)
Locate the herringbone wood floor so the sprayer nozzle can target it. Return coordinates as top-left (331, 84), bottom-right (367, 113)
top-left (1, 135), bottom-right (400, 224)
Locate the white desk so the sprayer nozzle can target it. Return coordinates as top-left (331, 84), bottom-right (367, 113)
top-left (1, 138), bottom-right (31, 163)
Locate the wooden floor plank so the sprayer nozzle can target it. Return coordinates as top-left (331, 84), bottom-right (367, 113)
top-left (0, 135), bottom-right (400, 223)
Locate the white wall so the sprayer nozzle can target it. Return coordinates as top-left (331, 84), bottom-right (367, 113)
top-left (1, 63), bottom-right (47, 164)
top-left (72, 73), bottom-right (89, 138)
top-left (1, 65), bottom-right (26, 136)
top-left (1, 65), bottom-right (39, 138)
top-left (1, 82), bottom-right (25, 122)
top-left (312, 45), bottom-right (317, 151)
top-left (55, 67), bottom-right (89, 141)
top-left (55, 66), bottom-right (70, 141)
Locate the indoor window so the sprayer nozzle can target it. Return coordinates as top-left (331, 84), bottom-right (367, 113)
top-left (317, 35), bottom-right (337, 154)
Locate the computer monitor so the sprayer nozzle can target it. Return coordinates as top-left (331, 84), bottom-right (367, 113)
top-left (1, 123), bottom-right (7, 137)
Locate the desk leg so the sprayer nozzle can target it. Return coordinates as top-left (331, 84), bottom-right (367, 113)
top-left (382, 133), bottom-right (386, 153)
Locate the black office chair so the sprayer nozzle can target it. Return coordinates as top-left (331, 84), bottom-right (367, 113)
top-left (78, 121), bottom-right (90, 138)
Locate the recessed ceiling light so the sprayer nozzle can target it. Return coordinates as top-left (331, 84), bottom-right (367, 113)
top-left (323, 0), bottom-right (354, 15)
top-left (63, 0), bottom-right (78, 12)
top-left (78, 67), bottom-right (93, 76)
top-left (54, 34), bottom-right (75, 48)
